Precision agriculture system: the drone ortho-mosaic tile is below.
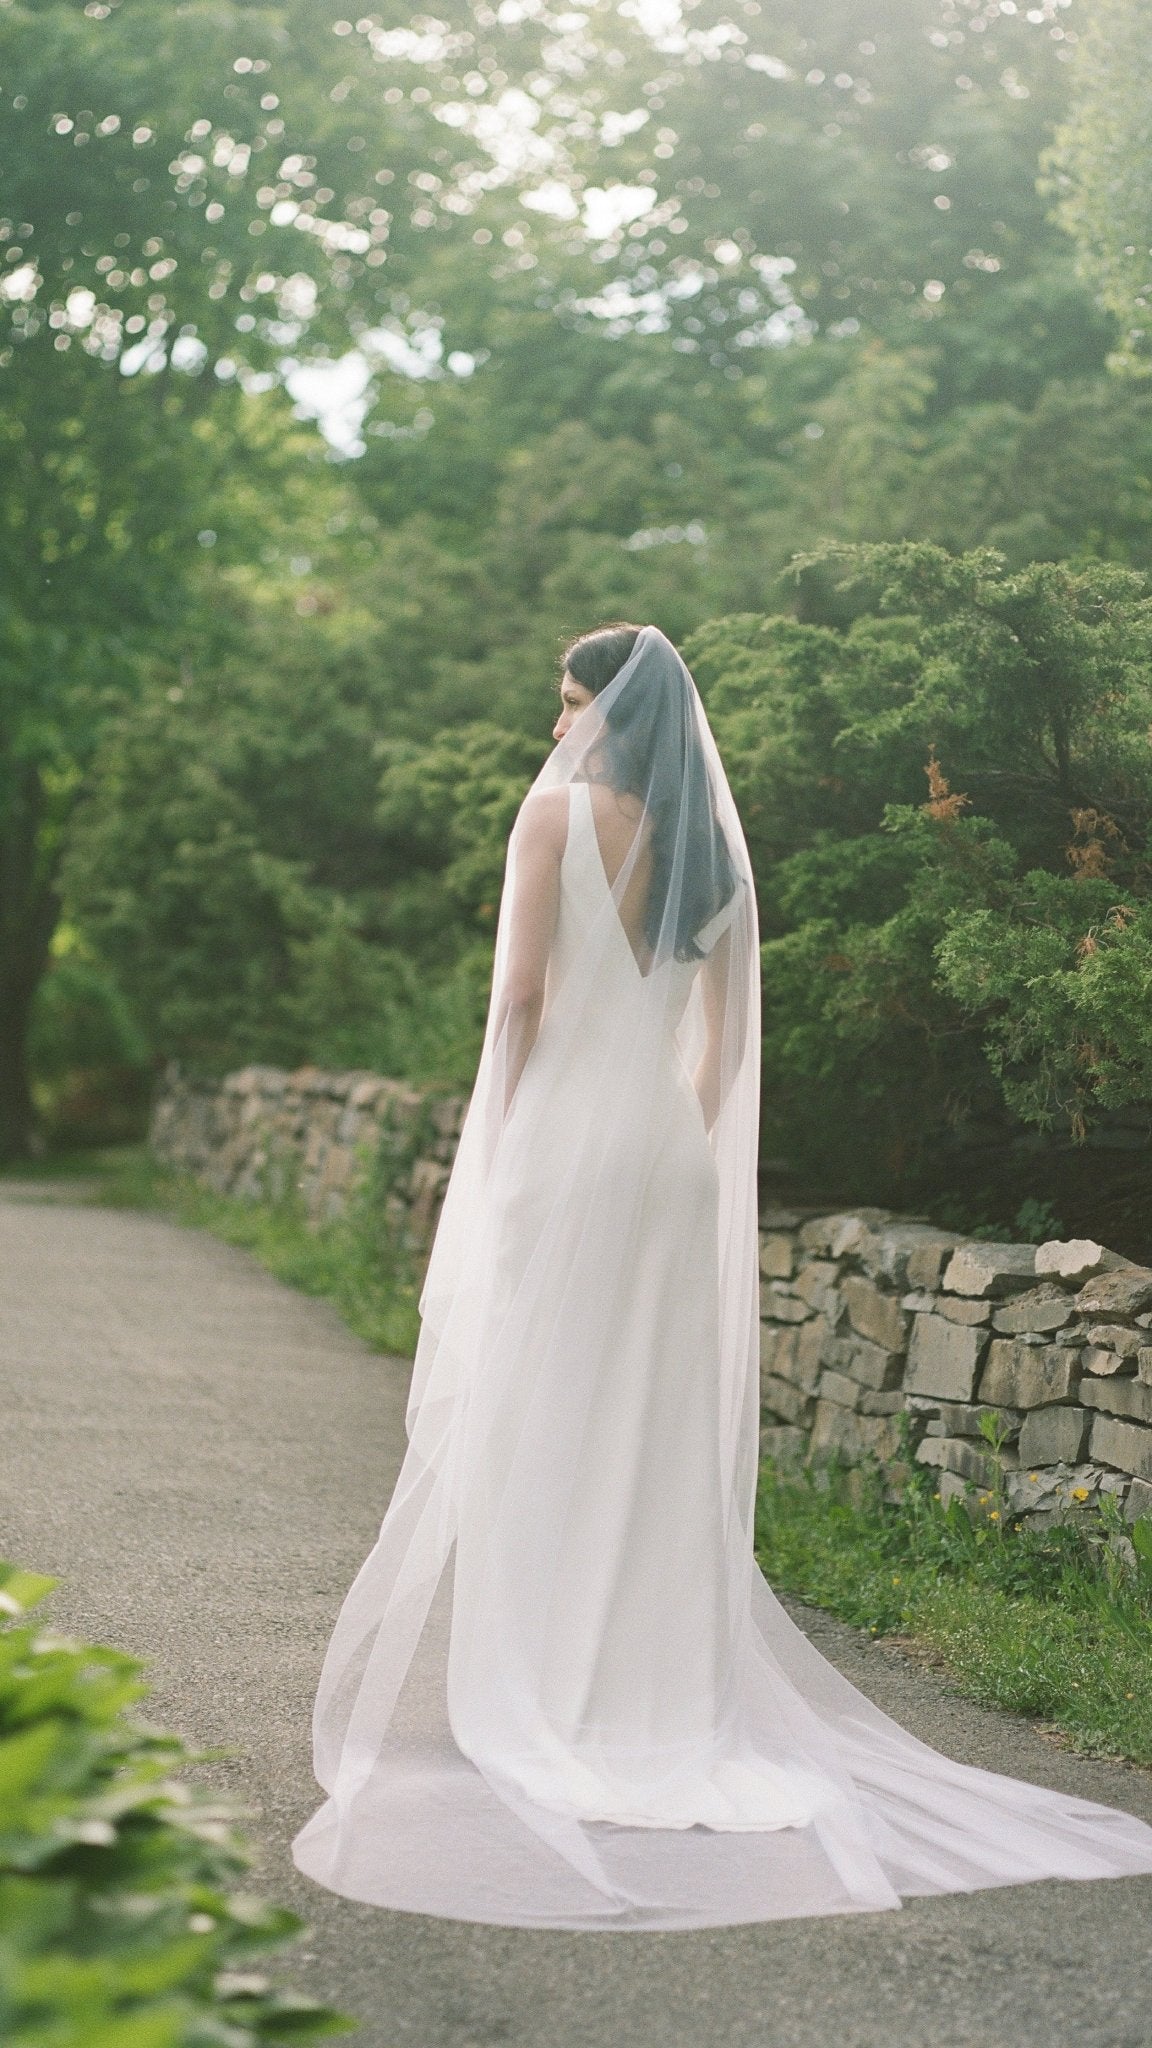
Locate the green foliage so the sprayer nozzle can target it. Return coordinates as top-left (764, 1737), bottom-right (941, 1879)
top-left (11, 0), bottom-right (1152, 1156)
top-left (25, 946), bottom-right (152, 1146)
top-left (685, 545), bottom-right (1152, 1192)
top-left (0, 1563), bottom-right (354, 2047)
top-left (755, 1460), bottom-right (1152, 1766)
top-left (1045, 0), bottom-right (1152, 373)
top-left (938, 885), bottom-right (1152, 1134)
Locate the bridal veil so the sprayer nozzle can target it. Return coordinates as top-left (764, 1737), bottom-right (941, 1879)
top-left (292, 625), bottom-right (1152, 1928)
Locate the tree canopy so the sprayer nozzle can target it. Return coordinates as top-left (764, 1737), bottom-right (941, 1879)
top-left (6, 0), bottom-right (1152, 1218)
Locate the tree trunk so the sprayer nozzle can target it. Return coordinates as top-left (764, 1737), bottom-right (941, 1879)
top-left (0, 995), bottom-right (38, 1161)
top-left (0, 764), bottom-right (60, 1163)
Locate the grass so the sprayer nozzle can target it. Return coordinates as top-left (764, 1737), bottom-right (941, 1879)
top-left (29, 1143), bottom-right (424, 1358)
top-left (755, 1452), bottom-right (1152, 1768)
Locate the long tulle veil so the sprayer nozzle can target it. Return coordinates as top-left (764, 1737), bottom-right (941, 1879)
top-left (292, 626), bottom-right (1152, 1929)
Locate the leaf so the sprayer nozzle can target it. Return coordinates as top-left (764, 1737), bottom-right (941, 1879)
top-left (0, 1569), bottom-right (58, 1618)
top-left (0, 1721), bottom-right (68, 1815)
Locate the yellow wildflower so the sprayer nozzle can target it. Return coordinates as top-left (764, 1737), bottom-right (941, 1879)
top-left (1071, 1487), bottom-right (1090, 1502)
top-left (989, 1510), bottom-right (1000, 1522)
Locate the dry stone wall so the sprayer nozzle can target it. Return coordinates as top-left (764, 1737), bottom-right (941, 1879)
top-left (149, 1063), bottom-right (465, 1252)
top-left (759, 1208), bottom-right (1152, 1524)
top-left (150, 1065), bottom-right (1152, 1524)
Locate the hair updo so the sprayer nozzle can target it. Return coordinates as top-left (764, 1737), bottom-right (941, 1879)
top-left (561, 623), bottom-right (643, 696)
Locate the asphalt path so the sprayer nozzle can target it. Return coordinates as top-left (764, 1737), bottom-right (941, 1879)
top-left (2, 1181), bottom-right (1152, 2048)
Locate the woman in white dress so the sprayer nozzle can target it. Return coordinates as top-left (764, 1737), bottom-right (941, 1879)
top-left (292, 622), bottom-right (1152, 1929)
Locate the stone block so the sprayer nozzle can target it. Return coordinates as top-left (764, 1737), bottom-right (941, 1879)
top-left (936, 1296), bottom-right (992, 1327)
top-left (1082, 1346), bottom-right (1137, 1378)
top-left (760, 1206), bottom-right (803, 1230)
top-left (1125, 1477), bottom-right (1152, 1524)
top-left (858, 1390), bottom-right (905, 1416)
top-left (935, 1470), bottom-right (971, 1510)
top-left (759, 1233), bottom-right (795, 1281)
top-left (858, 1222), bottom-right (962, 1290)
top-left (808, 1400), bottom-right (901, 1467)
top-left (1018, 1406), bottom-right (1091, 1468)
top-left (842, 1275), bottom-right (909, 1353)
top-left (1080, 1377), bottom-right (1152, 1426)
top-left (840, 1336), bottom-right (905, 1391)
top-left (819, 1333), bottom-right (855, 1374)
top-left (794, 1259), bottom-right (840, 1311)
top-left (759, 1283), bottom-right (811, 1325)
top-left (1034, 1239), bottom-right (1105, 1282)
top-left (797, 1214), bottom-right (844, 1256)
top-left (289, 1065), bottom-right (328, 1095)
top-left (831, 1213), bottom-right (896, 1259)
top-left (430, 1093), bottom-right (465, 1136)
top-left (856, 1411), bottom-right (904, 1464)
top-left (1005, 1462), bottom-right (1109, 1517)
top-left (798, 1209), bottom-right (890, 1258)
top-left (1139, 1349), bottom-right (1152, 1386)
top-left (806, 1398), bottom-right (858, 1463)
top-left (318, 1144), bottom-right (355, 1191)
top-left (905, 1237), bottom-right (965, 1291)
top-left (1084, 1323), bottom-right (1143, 1358)
top-left (349, 1075), bottom-right (388, 1108)
top-left (904, 1315), bottom-right (988, 1401)
top-left (978, 1339), bottom-right (1080, 1409)
top-left (760, 1423), bottom-right (807, 1467)
top-left (759, 1324), bottom-right (796, 1381)
top-left (1075, 1269), bottom-right (1152, 1319)
top-left (991, 1286), bottom-right (1075, 1337)
top-left (792, 1318), bottom-right (826, 1390)
top-left (942, 1243), bottom-right (1036, 1297)
top-left (408, 1156), bottom-right (450, 1247)
top-left (817, 1369), bottom-right (861, 1410)
top-left (760, 1375), bottom-right (815, 1427)
top-left (915, 1400), bottom-right (1021, 1442)
top-left (1090, 1414), bottom-right (1152, 1482)
top-left (915, 1437), bottom-right (997, 1488)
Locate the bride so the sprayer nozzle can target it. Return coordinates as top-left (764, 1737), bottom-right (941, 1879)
top-left (292, 622), bottom-right (1152, 1929)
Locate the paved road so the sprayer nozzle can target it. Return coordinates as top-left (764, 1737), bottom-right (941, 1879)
top-left (3, 1184), bottom-right (1152, 2048)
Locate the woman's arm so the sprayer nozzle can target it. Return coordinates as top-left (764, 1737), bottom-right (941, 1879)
top-left (494, 790), bottom-right (566, 1113)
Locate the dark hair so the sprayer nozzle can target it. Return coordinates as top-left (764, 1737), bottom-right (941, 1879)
top-left (561, 623), bottom-right (644, 696)
top-left (562, 623), bottom-right (737, 962)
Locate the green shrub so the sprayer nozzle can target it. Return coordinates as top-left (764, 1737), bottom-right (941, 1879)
top-left (685, 543), bottom-right (1152, 1197)
top-left (27, 953), bottom-right (153, 1148)
top-left (0, 1563), bottom-right (354, 2047)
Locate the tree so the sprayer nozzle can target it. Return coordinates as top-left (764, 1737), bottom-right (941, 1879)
top-left (686, 544), bottom-right (1152, 1191)
top-left (0, 0), bottom-right (511, 1152)
top-left (1044, 0), bottom-right (1152, 372)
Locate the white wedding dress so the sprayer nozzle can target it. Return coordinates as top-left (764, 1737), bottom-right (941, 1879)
top-left (293, 629), bottom-right (1152, 1929)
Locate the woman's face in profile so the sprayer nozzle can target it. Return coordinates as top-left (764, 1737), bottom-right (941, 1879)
top-left (553, 669), bottom-right (595, 743)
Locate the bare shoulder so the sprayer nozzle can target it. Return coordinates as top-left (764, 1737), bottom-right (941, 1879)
top-left (515, 785), bottom-right (570, 857)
